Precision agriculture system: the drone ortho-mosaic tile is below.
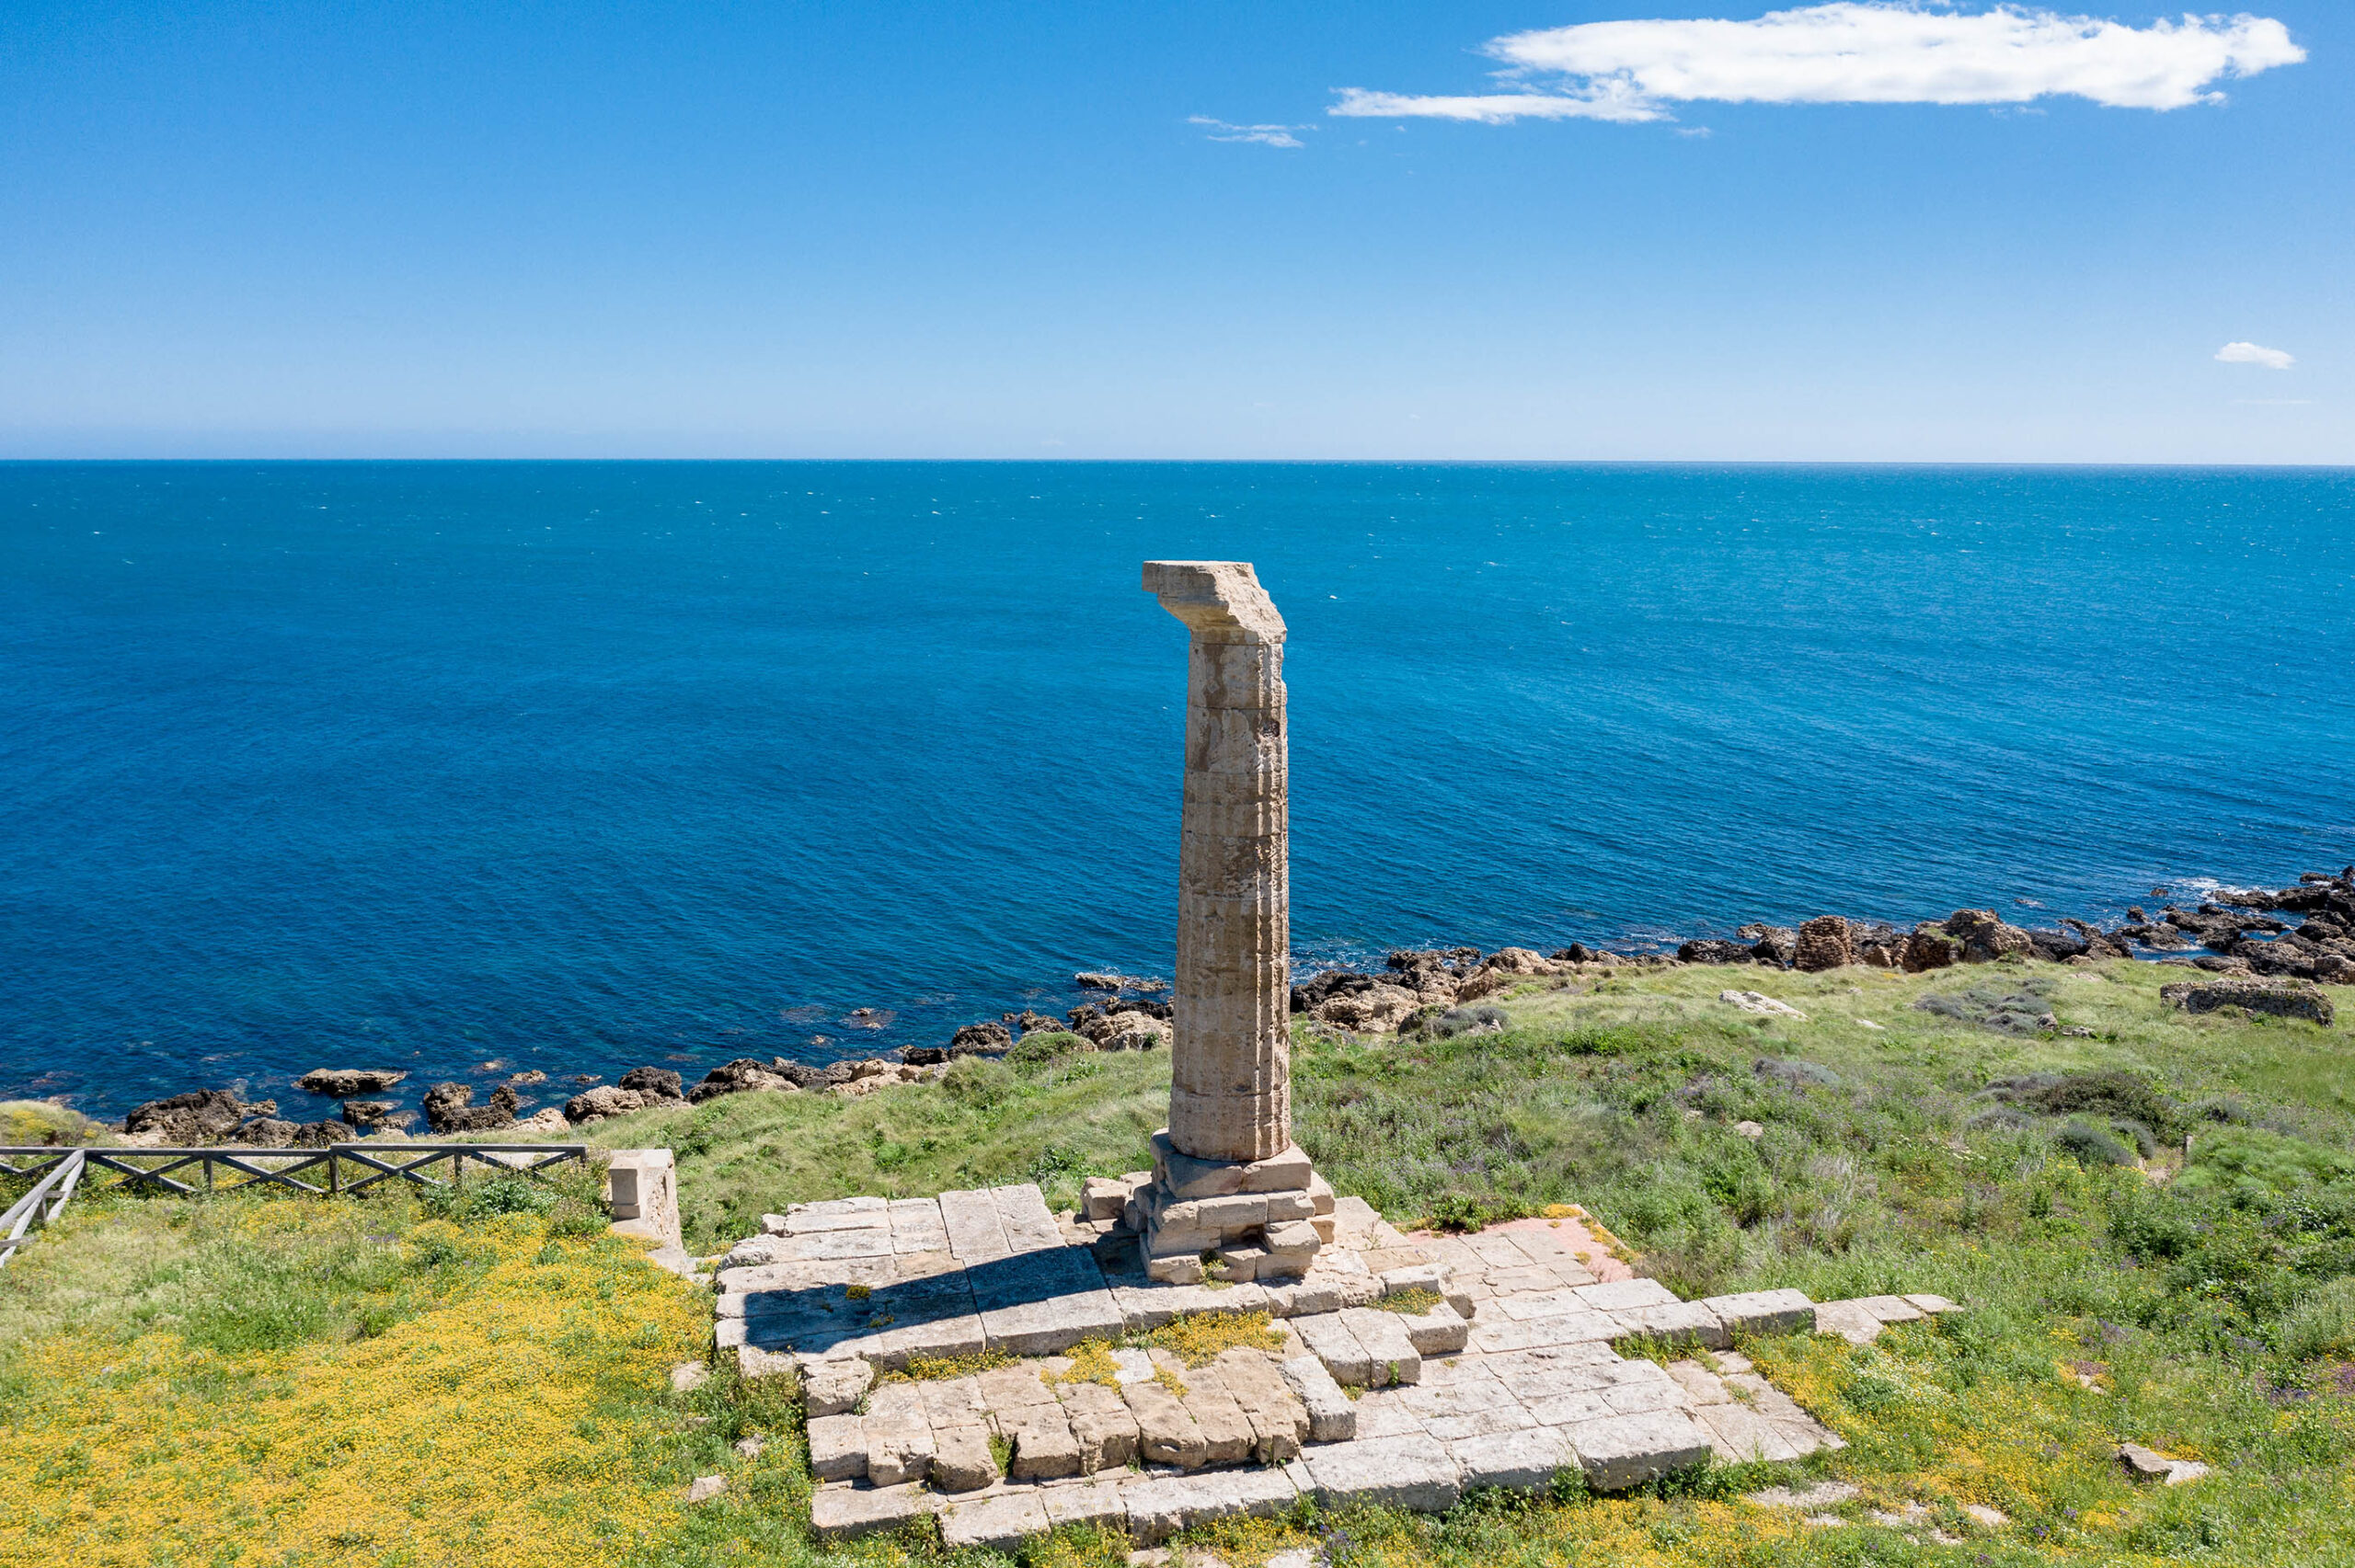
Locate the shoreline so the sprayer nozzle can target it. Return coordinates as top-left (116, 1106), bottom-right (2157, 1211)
top-left (7, 864), bottom-right (2349, 1151)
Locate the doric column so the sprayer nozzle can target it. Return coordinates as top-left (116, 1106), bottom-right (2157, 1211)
top-left (1143, 561), bottom-right (1291, 1162)
top-left (1129, 563), bottom-right (1326, 1286)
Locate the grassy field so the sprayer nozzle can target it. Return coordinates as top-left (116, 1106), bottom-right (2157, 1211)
top-left (6, 956), bottom-right (2353, 1565)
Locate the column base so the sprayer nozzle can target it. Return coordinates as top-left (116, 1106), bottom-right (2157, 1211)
top-left (1118, 1131), bottom-right (1337, 1285)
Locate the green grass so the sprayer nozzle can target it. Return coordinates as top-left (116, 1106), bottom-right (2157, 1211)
top-left (11, 956), bottom-right (2355, 1564)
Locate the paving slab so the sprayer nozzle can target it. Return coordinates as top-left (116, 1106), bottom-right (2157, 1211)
top-left (1396, 1300), bottom-right (1472, 1356)
top-left (1123, 1374), bottom-right (1210, 1469)
top-left (1904, 1292), bottom-right (1961, 1315)
top-left (1696, 1288), bottom-right (1812, 1338)
top-left (1854, 1294), bottom-right (1927, 1324)
top-left (993, 1184), bottom-right (1067, 1253)
top-left (1573, 1278), bottom-right (1680, 1313)
top-left (807, 1413), bottom-right (867, 1482)
top-left (1693, 1401), bottom-right (1808, 1463)
top-left (810, 1481), bottom-right (937, 1540)
top-left (1449, 1425), bottom-right (1575, 1494)
top-left (1056, 1379), bottom-right (1143, 1472)
top-left (940, 1489), bottom-right (1049, 1551)
top-left (1338, 1306), bottom-right (1423, 1387)
top-left (863, 1383), bottom-right (936, 1486)
top-left (1468, 1310), bottom-right (1619, 1356)
top-left (1810, 1300), bottom-right (1885, 1346)
top-left (1175, 1359), bottom-right (1258, 1466)
top-left (1280, 1355), bottom-right (1356, 1443)
top-left (971, 1246), bottom-right (1123, 1355)
top-left (1298, 1432), bottom-right (1463, 1513)
top-left (939, 1186), bottom-right (1011, 1263)
top-left (1123, 1467), bottom-right (1300, 1544)
top-left (1042, 1474), bottom-right (1131, 1529)
top-left (1610, 1299), bottom-right (1729, 1350)
top-left (1566, 1410), bottom-right (1715, 1491)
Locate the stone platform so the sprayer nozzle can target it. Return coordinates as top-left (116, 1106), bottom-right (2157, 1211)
top-left (712, 1185), bottom-right (1961, 1547)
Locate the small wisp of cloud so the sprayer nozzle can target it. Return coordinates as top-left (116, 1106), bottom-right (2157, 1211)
top-left (1190, 116), bottom-right (1309, 148)
top-left (2216, 341), bottom-right (2295, 370)
top-left (1329, 2), bottom-right (2306, 125)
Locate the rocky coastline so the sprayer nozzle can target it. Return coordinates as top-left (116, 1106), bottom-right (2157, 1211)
top-left (34, 866), bottom-right (2354, 1150)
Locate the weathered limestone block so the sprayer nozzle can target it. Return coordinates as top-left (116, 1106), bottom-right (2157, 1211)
top-left (939, 1492), bottom-right (1049, 1552)
top-left (1572, 1278), bottom-right (1680, 1313)
top-left (1700, 1288), bottom-right (1815, 1338)
top-left (1121, 1373), bottom-right (1210, 1468)
top-left (1173, 1357), bottom-right (1258, 1465)
top-left (1124, 1467), bottom-right (1300, 1545)
top-left (804, 1357), bottom-right (874, 1418)
top-left (1297, 1432), bottom-right (1464, 1513)
top-left (1568, 1411), bottom-right (1716, 1491)
top-left (1290, 1310), bottom-right (1375, 1386)
top-left (1609, 1299), bottom-right (1729, 1351)
top-left (1338, 1306), bottom-right (1424, 1387)
top-left (1054, 1379), bottom-right (1143, 1472)
top-left (1005, 1405), bottom-right (1083, 1481)
top-left (1281, 1354), bottom-right (1357, 1443)
top-left (806, 1413), bottom-right (867, 1482)
top-left (1042, 1475), bottom-right (1130, 1529)
top-left (862, 1383), bottom-right (936, 1486)
top-left (1448, 1425), bottom-right (1575, 1494)
top-left (810, 1481), bottom-right (936, 1540)
top-left (1396, 1300), bottom-right (1472, 1356)
top-left (1213, 1347), bottom-right (1312, 1463)
top-left (928, 1425), bottom-right (1000, 1492)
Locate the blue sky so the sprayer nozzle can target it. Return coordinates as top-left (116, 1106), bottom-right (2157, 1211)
top-left (2, 2), bottom-right (2347, 461)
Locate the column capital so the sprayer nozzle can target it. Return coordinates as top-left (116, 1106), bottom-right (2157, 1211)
top-left (1143, 561), bottom-right (1287, 645)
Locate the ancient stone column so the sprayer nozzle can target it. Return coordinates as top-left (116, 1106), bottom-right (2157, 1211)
top-left (1132, 562), bottom-right (1327, 1285)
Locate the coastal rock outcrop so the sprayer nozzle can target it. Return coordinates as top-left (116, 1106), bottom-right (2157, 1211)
top-left (687, 1059), bottom-right (803, 1104)
top-left (1900, 925), bottom-right (1959, 972)
top-left (297, 1068), bottom-right (408, 1096)
top-left (565, 1084), bottom-right (651, 1124)
top-left (422, 1082), bottom-right (519, 1134)
top-left (1792, 917), bottom-right (1854, 973)
top-left (1313, 982), bottom-right (1421, 1033)
top-left (618, 1066), bottom-right (686, 1103)
top-left (1740, 926), bottom-right (1798, 967)
top-left (121, 1089), bottom-right (275, 1145)
top-left (1677, 939), bottom-right (1753, 965)
top-left (1945, 910), bottom-right (2036, 964)
top-left (949, 1022), bottom-right (1014, 1057)
top-left (1098, 1012), bottom-right (1173, 1051)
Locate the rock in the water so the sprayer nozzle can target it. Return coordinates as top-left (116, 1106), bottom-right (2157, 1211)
top-left (687, 1059), bottom-right (801, 1104)
top-left (1742, 926), bottom-right (1798, 967)
top-left (297, 1068), bottom-right (408, 1096)
top-left (1678, 939), bottom-right (1755, 965)
top-left (121, 1089), bottom-right (274, 1144)
top-left (950, 1022), bottom-right (1013, 1057)
top-left (565, 1084), bottom-right (650, 1123)
top-left (618, 1066), bottom-right (685, 1101)
top-left (422, 1082), bottom-right (519, 1135)
top-left (1792, 916), bottom-right (1854, 972)
top-left (2159, 979), bottom-right (2333, 1025)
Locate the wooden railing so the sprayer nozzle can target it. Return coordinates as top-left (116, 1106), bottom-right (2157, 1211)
top-left (0, 1143), bottom-right (591, 1263)
top-left (0, 1150), bottom-right (86, 1267)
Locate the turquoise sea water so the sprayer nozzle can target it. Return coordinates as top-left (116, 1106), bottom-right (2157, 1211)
top-left (3, 462), bottom-right (2351, 1119)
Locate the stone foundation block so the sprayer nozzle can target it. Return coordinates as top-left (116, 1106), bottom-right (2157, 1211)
top-left (1123, 1466), bottom-right (1300, 1545)
top-left (1054, 1380), bottom-right (1142, 1472)
top-left (807, 1413), bottom-right (867, 1482)
top-left (1298, 1432), bottom-right (1463, 1514)
top-left (1338, 1306), bottom-right (1423, 1387)
top-left (1281, 1354), bottom-right (1357, 1443)
top-left (1568, 1411), bottom-right (1715, 1491)
top-left (1290, 1311), bottom-right (1374, 1386)
top-left (1609, 1300), bottom-right (1729, 1351)
top-left (804, 1357), bottom-right (874, 1418)
top-left (1396, 1300), bottom-right (1472, 1356)
top-left (1042, 1475), bottom-right (1130, 1529)
top-left (810, 1482), bottom-right (936, 1540)
top-left (1700, 1288), bottom-right (1814, 1338)
top-left (930, 1424), bottom-right (1000, 1492)
top-left (1572, 1278), bottom-right (1680, 1313)
top-left (1449, 1426), bottom-right (1575, 1494)
top-left (940, 1491), bottom-right (1048, 1552)
top-left (1122, 1375), bottom-right (1209, 1468)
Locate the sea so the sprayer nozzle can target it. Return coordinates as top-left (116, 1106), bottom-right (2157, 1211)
top-left (4, 462), bottom-right (2351, 1121)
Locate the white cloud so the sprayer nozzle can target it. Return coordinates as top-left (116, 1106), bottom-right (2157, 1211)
top-left (2216, 340), bottom-right (2294, 369)
top-left (1190, 116), bottom-right (1309, 148)
top-left (1331, 3), bottom-right (2304, 124)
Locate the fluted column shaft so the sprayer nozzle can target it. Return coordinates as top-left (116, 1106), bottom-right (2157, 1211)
top-left (1143, 562), bottom-right (1291, 1163)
